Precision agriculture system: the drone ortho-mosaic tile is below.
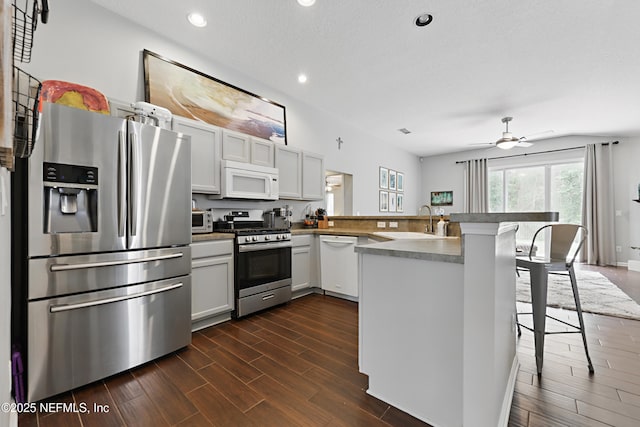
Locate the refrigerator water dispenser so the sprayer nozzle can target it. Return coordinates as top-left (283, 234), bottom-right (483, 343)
top-left (43, 162), bottom-right (98, 233)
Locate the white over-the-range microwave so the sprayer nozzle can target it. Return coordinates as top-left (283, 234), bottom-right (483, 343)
top-left (219, 160), bottom-right (279, 200)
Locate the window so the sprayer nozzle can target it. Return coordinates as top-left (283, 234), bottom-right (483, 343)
top-left (489, 160), bottom-right (584, 255)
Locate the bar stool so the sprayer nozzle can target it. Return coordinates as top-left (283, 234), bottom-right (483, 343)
top-left (516, 224), bottom-right (594, 376)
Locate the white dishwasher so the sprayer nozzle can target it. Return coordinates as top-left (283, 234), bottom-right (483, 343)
top-left (320, 235), bottom-right (358, 298)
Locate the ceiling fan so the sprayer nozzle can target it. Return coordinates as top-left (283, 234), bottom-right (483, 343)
top-left (493, 116), bottom-right (532, 150)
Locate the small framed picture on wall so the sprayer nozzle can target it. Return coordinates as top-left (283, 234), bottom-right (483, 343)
top-left (397, 172), bottom-right (404, 192)
top-left (389, 192), bottom-right (397, 212)
top-left (389, 170), bottom-right (397, 191)
top-left (379, 191), bottom-right (389, 212)
top-left (396, 193), bottom-right (404, 212)
top-left (379, 167), bottom-right (389, 189)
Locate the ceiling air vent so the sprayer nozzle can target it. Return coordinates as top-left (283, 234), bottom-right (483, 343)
top-left (398, 128), bottom-right (411, 135)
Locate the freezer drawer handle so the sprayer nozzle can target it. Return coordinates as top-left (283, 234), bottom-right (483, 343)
top-left (50, 252), bottom-right (184, 272)
top-left (49, 282), bottom-right (183, 313)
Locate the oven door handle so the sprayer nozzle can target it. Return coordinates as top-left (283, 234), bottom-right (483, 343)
top-left (49, 282), bottom-right (183, 313)
top-left (238, 241), bottom-right (292, 252)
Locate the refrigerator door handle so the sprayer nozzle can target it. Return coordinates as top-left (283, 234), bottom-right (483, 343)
top-left (117, 131), bottom-right (126, 237)
top-left (49, 282), bottom-right (183, 313)
top-left (129, 131), bottom-right (139, 237)
top-left (49, 252), bottom-right (184, 272)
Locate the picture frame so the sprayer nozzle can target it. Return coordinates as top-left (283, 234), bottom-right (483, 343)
top-left (379, 167), bottom-right (389, 189)
top-left (397, 172), bottom-right (404, 192)
top-left (379, 191), bottom-right (389, 212)
top-left (431, 190), bottom-right (454, 206)
top-left (396, 193), bottom-right (404, 212)
top-left (143, 49), bottom-right (287, 144)
top-left (389, 191), bottom-right (397, 212)
top-left (389, 170), bottom-right (397, 191)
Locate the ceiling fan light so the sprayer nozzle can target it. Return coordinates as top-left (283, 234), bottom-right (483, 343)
top-left (496, 139), bottom-right (517, 150)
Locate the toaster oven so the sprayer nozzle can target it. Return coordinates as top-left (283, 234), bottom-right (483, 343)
top-left (192, 209), bottom-right (213, 234)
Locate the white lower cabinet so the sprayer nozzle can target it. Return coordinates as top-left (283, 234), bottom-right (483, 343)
top-left (292, 235), bottom-right (313, 292)
top-left (191, 240), bottom-right (234, 330)
top-left (319, 235), bottom-right (358, 298)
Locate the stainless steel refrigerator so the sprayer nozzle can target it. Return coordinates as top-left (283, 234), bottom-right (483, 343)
top-left (11, 102), bottom-right (192, 402)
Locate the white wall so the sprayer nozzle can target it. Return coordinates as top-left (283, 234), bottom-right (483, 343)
top-left (22, 0), bottom-right (420, 216)
top-left (421, 135), bottom-right (640, 265)
top-left (0, 168), bottom-right (12, 426)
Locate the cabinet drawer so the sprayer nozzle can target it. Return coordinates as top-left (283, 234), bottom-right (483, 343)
top-left (292, 234), bottom-right (313, 247)
top-left (192, 240), bottom-right (233, 259)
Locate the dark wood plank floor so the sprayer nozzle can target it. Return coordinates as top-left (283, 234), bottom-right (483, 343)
top-left (18, 265), bottom-right (640, 427)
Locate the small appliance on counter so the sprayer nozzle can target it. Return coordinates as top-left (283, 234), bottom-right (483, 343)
top-left (192, 209), bottom-right (213, 234)
top-left (264, 205), bottom-right (292, 229)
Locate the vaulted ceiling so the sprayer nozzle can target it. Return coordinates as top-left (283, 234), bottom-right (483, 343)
top-left (92, 0), bottom-right (640, 156)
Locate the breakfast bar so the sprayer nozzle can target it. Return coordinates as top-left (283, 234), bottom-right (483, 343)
top-left (355, 212), bottom-right (558, 427)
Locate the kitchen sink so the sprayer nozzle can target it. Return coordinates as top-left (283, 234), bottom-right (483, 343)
top-left (372, 231), bottom-right (455, 240)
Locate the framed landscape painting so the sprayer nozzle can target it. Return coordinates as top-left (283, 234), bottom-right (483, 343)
top-left (143, 50), bottom-right (287, 144)
top-left (431, 191), bottom-right (453, 206)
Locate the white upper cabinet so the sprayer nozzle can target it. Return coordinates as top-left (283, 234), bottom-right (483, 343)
top-left (250, 137), bottom-right (275, 167)
top-left (302, 151), bottom-right (324, 200)
top-left (222, 129), bottom-right (251, 163)
top-left (275, 145), bottom-right (303, 199)
top-left (275, 146), bottom-right (324, 201)
top-left (172, 116), bottom-right (222, 194)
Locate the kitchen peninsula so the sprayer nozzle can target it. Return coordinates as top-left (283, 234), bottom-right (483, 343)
top-left (355, 212), bottom-right (558, 427)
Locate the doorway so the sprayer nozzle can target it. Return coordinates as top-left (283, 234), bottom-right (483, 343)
top-left (325, 170), bottom-right (353, 216)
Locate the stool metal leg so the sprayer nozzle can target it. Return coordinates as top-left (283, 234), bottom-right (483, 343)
top-left (529, 265), bottom-right (549, 376)
top-left (568, 266), bottom-right (595, 374)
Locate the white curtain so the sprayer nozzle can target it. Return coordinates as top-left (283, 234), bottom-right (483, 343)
top-left (463, 158), bottom-right (488, 213)
top-left (582, 143), bottom-right (616, 265)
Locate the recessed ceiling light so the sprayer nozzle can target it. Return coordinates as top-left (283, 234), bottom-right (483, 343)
top-left (414, 13), bottom-right (433, 27)
top-left (297, 0), bottom-right (316, 6)
top-left (187, 12), bottom-right (207, 28)
top-left (298, 74), bottom-right (308, 84)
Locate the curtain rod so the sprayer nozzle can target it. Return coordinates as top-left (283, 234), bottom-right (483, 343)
top-left (454, 141), bottom-right (618, 164)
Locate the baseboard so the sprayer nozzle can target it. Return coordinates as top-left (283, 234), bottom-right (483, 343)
top-left (498, 356), bottom-right (520, 427)
top-left (617, 261), bottom-right (628, 268)
top-left (629, 260), bottom-right (640, 272)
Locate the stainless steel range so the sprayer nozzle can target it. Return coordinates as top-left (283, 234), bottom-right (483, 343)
top-left (214, 215), bottom-right (292, 318)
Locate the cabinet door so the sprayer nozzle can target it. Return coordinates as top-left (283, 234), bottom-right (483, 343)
top-left (275, 146), bottom-right (302, 199)
top-left (173, 116), bottom-right (221, 194)
top-left (292, 245), bottom-right (311, 291)
top-left (302, 152), bottom-right (325, 200)
top-left (222, 129), bottom-right (251, 163)
top-left (191, 254), bottom-right (234, 321)
top-left (250, 137), bottom-right (275, 167)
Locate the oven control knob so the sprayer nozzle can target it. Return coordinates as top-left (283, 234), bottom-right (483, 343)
top-left (252, 236), bottom-right (259, 242)
top-left (277, 234), bottom-right (283, 240)
top-left (265, 235), bottom-right (271, 241)
top-left (245, 237), bottom-right (251, 243)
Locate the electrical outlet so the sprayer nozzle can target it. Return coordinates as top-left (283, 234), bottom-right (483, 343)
top-left (377, 221), bottom-right (386, 228)
top-left (616, 245), bottom-right (622, 253)
top-left (328, 221), bottom-right (334, 227)
top-left (389, 221), bottom-right (398, 228)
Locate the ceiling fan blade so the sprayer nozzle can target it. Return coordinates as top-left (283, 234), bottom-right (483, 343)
top-left (516, 140), bottom-right (533, 148)
top-left (523, 130), bottom-right (554, 139)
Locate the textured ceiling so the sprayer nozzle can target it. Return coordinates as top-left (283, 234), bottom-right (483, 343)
top-left (91, 0), bottom-right (640, 156)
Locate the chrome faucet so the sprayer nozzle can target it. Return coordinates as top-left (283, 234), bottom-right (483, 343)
top-left (419, 204), bottom-right (433, 233)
